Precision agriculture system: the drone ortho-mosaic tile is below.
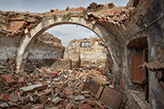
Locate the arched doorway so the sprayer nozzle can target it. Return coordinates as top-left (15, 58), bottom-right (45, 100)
top-left (16, 17), bottom-right (118, 75)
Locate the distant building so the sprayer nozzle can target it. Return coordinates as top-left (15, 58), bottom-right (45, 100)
top-left (64, 38), bottom-right (112, 69)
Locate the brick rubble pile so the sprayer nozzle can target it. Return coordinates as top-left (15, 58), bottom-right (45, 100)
top-left (0, 65), bottom-right (113, 109)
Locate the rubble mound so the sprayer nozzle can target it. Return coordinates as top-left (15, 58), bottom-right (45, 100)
top-left (37, 32), bottom-right (65, 48)
top-left (84, 2), bottom-right (115, 13)
top-left (0, 65), bottom-right (115, 109)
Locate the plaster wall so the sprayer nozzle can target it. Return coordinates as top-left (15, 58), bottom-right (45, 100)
top-left (64, 38), bottom-right (109, 68)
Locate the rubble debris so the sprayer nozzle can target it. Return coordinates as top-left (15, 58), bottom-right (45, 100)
top-left (80, 75), bottom-right (110, 98)
top-left (100, 86), bottom-right (124, 109)
top-left (0, 63), bottom-right (123, 108)
top-left (0, 102), bottom-right (9, 108)
top-left (19, 83), bottom-right (47, 92)
top-left (1, 74), bottom-right (16, 86)
top-left (139, 62), bottom-right (164, 71)
top-left (9, 93), bottom-right (19, 102)
top-left (66, 6), bottom-right (70, 11)
top-left (52, 97), bottom-right (62, 104)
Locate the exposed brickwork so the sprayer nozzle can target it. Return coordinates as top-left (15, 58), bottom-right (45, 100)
top-left (10, 20), bottom-right (24, 32)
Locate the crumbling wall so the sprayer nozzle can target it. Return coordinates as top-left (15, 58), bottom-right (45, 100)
top-left (122, 0), bottom-right (164, 108)
top-left (122, 0), bottom-right (153, 92)
top-left (63, 40), bottom-right (80, 65)
top-left (0, 11), bottom-right (42, 37)
top-left (64, 38), bottom-right (111, 69)
top-left (143, 0), bottom-right (164, 108)
top-left (21, 32), bottom-right (65, 71)
top-left (0, 36), bottom-right (21, 72)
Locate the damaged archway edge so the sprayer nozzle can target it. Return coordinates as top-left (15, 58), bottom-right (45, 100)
top-left (16, 17), bottom-right (119, 73)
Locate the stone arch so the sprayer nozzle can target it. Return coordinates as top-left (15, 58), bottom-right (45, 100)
top-left (16, 17), bottom-right (119, 73)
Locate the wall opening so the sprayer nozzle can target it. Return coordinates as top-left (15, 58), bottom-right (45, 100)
top-left (21, 24), bottom-right (113, 80)
top-left (127, 36), bottom-right (149, 102)
top-left (80, 41), bottom-right (90, 47)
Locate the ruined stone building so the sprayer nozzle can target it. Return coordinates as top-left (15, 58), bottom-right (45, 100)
top-left (0, 0), bottom-right (164, 108)
top-left (64, 38), bottom-right (112, 69)
top-left (22, 32), bottom-right (65, 71)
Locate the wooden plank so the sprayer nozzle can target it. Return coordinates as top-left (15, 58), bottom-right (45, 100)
top-left (100, 86), bottom-right (124, 109)
top-left (80, 76), bottom-right (109, 98)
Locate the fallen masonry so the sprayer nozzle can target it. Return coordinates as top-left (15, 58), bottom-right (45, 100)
top-left (0, 64), bottom-right (124, 109)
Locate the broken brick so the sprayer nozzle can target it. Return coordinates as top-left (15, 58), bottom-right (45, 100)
top-left (39, 95), bottom-right (46, 104)
top-left (1, 74), bottom-right (16, 86)
top-left (59, 92), bottom-right (65, 98)
top-left (84, 99), bottom-right (95, 106)
top-left (94, 101), bottom-right (105, 109)
top-left (65, 89), bottom-right (74, 95)
top-left (66, 103), bottom-right (73, 109)
top-left (52, 97), bottom-right (61, 104)
top-left (18, 77), bottom-right (24, 83)
top-left (38, 89), bottom-right (51, 97)
top-left (33, 74), bottom-right (39, 79)
top-left (79, 104), bottom-right (92, 109)
top-left (2, 94), bottom-right (9, 102)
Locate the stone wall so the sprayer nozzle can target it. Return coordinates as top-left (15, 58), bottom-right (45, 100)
top-left (143, 0), bottom-right (164, 108)
top-left (0, 36), bottom-right (21, 72)
top-left (64, 38), bottom-right (112, 69)
top-left (0, 32), bottom-right (65, 72)
top-left (122, 0), bottom-right (164, 108)
top-left (21, 32), bottom-right (65, 71)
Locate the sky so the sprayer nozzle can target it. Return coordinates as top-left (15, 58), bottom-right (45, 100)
top-left (0, 0), bottom-right (129, 46)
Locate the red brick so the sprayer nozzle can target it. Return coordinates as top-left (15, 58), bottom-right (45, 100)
top-left (1, 75), bottom-right (15, 86)
top-left (33, 75), bottom-right (39, 79)
top-left (94, 101), bottom-right (105, 109)
top-left (36, 68), bottom-right (42, 74)
top-left (71, 104), bottom-right (77, 109)
top-left (2, 94), bottom-right (9, 102)
top-left (10, 21), bottom-right (24, 32)
top-left (65, 89), bottom-right (74, 95)
top-left (79, 104), bottom-right (91, 109)
top-left (63, 102), bottom-right (68, 108)
top-left (18, 77), bottom-right (24, 83)
top-left (52, 73), bottom-right (58, 78)
top-left (84, 99), bottom-right (95, 106)
top-left (42, 68), bottom-right (47, 73)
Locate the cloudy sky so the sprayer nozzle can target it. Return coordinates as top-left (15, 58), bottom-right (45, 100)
top-left (0, 0), bottom-right (129, 46)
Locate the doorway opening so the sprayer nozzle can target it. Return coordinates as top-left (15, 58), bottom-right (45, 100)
top-left (127, 36), bottom-right (149, 103)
